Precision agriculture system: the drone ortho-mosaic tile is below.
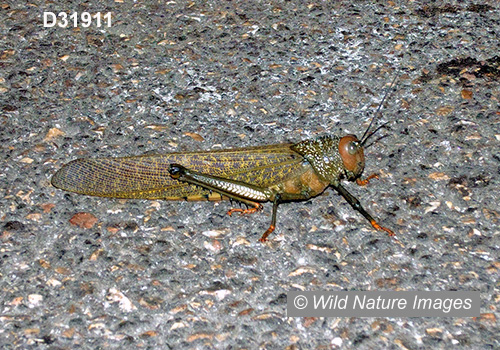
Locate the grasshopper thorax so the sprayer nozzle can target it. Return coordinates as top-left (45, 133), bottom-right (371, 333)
top-left (338, 135), bottom-right (365, 180)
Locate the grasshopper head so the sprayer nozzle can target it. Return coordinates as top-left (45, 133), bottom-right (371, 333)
top-left (338, 135), bottom-right (365, 179)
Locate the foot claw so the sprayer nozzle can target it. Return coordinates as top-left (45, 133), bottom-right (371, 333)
top-left (381, 226), bottom-right (395, 237)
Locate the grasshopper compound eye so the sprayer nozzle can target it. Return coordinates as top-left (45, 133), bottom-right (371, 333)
top-left (339, 135), bottom-right (365, 177)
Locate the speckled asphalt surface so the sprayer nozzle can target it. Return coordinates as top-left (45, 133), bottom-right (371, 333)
top-left (1, 1), bottom-right (499, 349)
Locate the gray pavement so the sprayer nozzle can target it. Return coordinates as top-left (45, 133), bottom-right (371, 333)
top-left (1, 1), bottom-right (499, 349)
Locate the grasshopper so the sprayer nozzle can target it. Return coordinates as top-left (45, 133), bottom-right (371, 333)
top-left (51, 79), bottom-right (397, 242)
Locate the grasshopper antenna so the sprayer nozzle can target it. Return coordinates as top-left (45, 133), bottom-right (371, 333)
top-left (363, 122), bottom-right (389, 149)
top-left (360, 75), bottom-right (398, 147)
top-left (364, 133), bottom-right (390, 149)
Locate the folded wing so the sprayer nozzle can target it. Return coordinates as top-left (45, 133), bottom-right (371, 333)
top-left (51, 144), bottom-right (305, 200)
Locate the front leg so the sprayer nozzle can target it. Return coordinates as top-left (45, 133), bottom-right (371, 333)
top-left (333, 183), bottom-right (395, 237)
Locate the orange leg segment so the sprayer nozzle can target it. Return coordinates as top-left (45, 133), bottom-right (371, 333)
top-left (356, 173), bottom-right (379, 186)
top-left (369, 219), bottom-right (395, 237)
top-left (227, 204), bottom-right (262, 216)
top-left (258, 225), bottom-right (275, 242)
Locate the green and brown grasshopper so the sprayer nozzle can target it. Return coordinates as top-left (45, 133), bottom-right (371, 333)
top-left (52, 79), bottom-right (397, 242)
